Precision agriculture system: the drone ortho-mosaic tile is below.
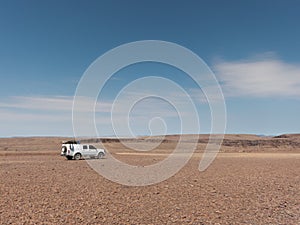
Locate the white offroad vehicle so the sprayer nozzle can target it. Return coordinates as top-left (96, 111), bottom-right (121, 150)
top-left (61, 140), bottom-right (105, 160)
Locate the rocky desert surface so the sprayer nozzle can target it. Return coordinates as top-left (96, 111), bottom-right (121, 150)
top-left (0, 134), bottom-right (299, 224)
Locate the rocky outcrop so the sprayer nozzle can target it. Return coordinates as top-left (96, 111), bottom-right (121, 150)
top-left (81, 134), bottom-right (300, 148)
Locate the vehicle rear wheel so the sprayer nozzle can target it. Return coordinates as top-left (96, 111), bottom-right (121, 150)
top-left (98, 152), bottom-right (104, 159)
top-left (74, 153), bottom-right (81, 160)
top-left (66, 156), bottom-right (72, 160)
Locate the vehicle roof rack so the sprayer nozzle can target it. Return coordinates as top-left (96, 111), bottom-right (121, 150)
top-left (62, 140), bottom-right (79, 144)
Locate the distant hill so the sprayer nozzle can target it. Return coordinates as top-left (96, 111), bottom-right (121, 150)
top-left (1, 134), bottom-right (299, 154)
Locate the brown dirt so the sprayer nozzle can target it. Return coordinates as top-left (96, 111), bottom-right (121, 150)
top-left (0, 136), bottom-right (299, 224)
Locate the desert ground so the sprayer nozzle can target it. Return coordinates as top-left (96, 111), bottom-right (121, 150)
top-left (0, 134), bottom-right (299, 224)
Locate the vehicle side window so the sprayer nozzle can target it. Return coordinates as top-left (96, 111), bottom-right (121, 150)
top-left (83, 145), bottom-right (87, 150)
top-left (89, 145), bottom-right (96, 149)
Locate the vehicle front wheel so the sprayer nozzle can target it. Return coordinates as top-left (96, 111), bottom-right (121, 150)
top-left (98, 152), bottom-right (105, 159)
top-left (74, 153), bottom-right (81, 160)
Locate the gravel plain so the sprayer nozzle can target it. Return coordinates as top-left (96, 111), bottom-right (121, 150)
top-left (0, 136), bottom-right (299, 224)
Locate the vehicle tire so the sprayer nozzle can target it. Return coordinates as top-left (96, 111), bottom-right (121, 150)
top-left (98, 152), bottom-right (105, 159)
top-left (66, 156), bottom-right (72, 160)
top-left (74, 153), bottom-right (81, 160)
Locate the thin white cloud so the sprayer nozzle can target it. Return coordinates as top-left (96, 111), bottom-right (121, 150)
top-left (214, 56), bottom-right (300, 98)
top-left (0, 109), bottom-right (69, 122)
top-left (1, 78), bottom-right (215, 136)
top-left (0, 96), bottom-right (112, 136)
top-left (0, 96), bottom-right (112, 113)
top-left (0, 96), bottom-right (73, 111)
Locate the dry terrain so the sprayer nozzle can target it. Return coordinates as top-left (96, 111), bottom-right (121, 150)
top-left (0, 135), bottom-right (299, 224)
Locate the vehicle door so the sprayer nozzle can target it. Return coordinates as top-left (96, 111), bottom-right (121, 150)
top-left (82, 145), bottom-right (89, 157)
top-left (88, 145), bottom-right (98, 157)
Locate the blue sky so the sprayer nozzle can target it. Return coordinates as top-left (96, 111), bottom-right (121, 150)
top-left (0, 0), bottom-right (299, 137)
